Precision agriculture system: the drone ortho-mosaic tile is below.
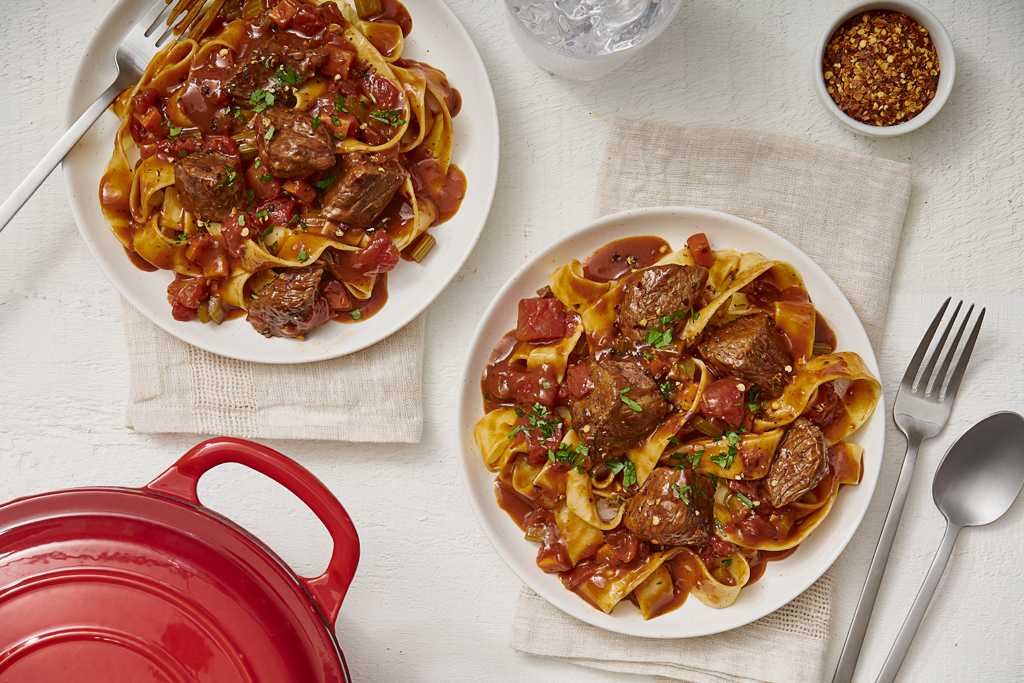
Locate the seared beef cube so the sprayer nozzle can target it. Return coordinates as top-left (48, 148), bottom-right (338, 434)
top-left (225, 37), bottom-right (327, 101)
top-left (173, 150), bottom-right (246, 222)
top-left (570, 359), bottom-right (668, 460)
top-left (619, 264), bottom-right (709, 342)
top-left (255, 107), bottom-right (335, 179)
top-left (321, 153), bottom-right (407, 228)
top-left (247, 263), bottom-right (332, 338)
top-left (700, 312), bottom-right (792, 399)
top-left (624, 467), bottom-right (714, 546)
top-left (763, 417), bottom-right (829, 507)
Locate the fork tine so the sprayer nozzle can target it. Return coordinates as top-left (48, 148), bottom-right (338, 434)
top-left (941, 307), bottom-right (985, 403)
top-left (918, 300), bottom-right (962, 393)
top-left (901, 297), bottom-right (950, 387)
top-left (140, 0), bottom-right (173, 38)
top-left (930, 304), bottom-right (974, 394)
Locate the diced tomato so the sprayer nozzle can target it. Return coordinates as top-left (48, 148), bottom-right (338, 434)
top-left (321, 279), bottom-right (351, 312)
top-left (565, 363), bottom-right (594, 399)
top-left (318, 1), bottom-right (344, 26)
top-left (283, 179), bottom-right (317, 204)
top-left (245, 165), bottom-right (283, 200)
top-left (321, 43), bottom-right (356, 79)
top-left (349, 230), bottom-right (399, 274)
top-left (288, 5), bottom-right (326, 36)
top-left (140, 106), bottom-right (165, 135)
top-left (185, 233), bottom-right (230, 278)
top-left (516, 297), bottom-right (566, 343)
top-left (268, 0), bottom-right (299, 28)
top-left (171, 300), bottom-right (198, 321)
top-left (256, 196), bottom-right (297, 230)
top-left (201, 136), bottom-right (240, 158)
top-left (167, 275), bottom-right (208, 320)
top-left (132, 87), bottom-right (158, 116)
top-left (687, 232), bottom-right (715, 269)
top-left (803, 381), bottom-right (845, 428)
top-left (361, 72), bottom-right (401, 110)
top-left (700, 377), bottom-right (752, 429)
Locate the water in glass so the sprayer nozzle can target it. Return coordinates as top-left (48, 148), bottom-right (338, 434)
top-left (509, 0), bottom-right (678, 56)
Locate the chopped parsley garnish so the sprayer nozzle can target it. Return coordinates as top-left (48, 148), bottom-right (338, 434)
top-left (264, 125), bottom-right (276, 140)
top-left (619, 388), bottom-right (642, 412)
top-left (369, 109), bottom-right (406, 127)
top-left (722, 559), bottom-right (732, 568)
top-left (167, 125), bottom-right (182, 140)
top-left (670, 483), bottom-right (691, 503)
top-left (275, 67), bottom-right (300, 85)
top-left (249, 88), bottom-right (276, 113)
top-left (691, 306), bottom-right (700, 321)
top-left (735, 492), bottom-right (755, 509)
top-left (350, 309), bottom-right (362, 320)
top-left (260, 224), bottom-right (274, 241)
top-left (689, 449), bottom-right (703, 469)
top-left (247, 189), bottom-right (255, 200)
top-left (297, 249), bottom-right (309, 262)
top-left (367, 91), bottom-right (377, 105)
top-left (506, 402), bottom-right (562, 442)
top-left (542, 381), bottom-right (550, 388)
top-left (237, 215), bottom-right (246, 226)
top-left (254, 157), bottom-right (261, 169)
top-left (659, 381), bottom-right (674, 402)
top-left (710, 431), bottom-right (742, 469)
top-left (667, 435), bottom-right (680, 446)
top-left (311, 116), bottom-right (322, 131)
top-left (548, 442), bottom-right (589, 474)
top-left (259, 173), bottom-right (273, 183)
top-left (256, 209), bottom-right (269, 219)
top-left (288, 214), bottom-right (301, 225)
top-left (746, 387), bottom-right (761, 413)
top-left (315, 176), bottom-right (336, 189)
top-left (514, 406), bottom-right (525, 418)
top-left (606, 460), bottom-right (638, 488)
top-left (715, 517), bottom-right (725, 532)
top-left (644, 327), bottom-right (672, 348)
top-left (334, 94), bottom-right (347, 112)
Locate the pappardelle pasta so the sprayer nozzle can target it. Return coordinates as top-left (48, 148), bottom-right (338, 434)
top-left (474, 234), bottom-right (879, 618)
top-left (100, 0), bottom-right (465, 338)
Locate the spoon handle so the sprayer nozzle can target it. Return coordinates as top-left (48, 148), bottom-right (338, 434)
top-left (831, 435), bottom-right (922, 683)
top-left (874, 522), bottom-right (962, 683)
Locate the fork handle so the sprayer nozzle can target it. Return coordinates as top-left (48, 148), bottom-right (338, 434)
top-left (0, 80), bottom-right (123, 235)
top-left (874, 521), bottom-right (961, 683)
top-left (831, 434), bottom-right (922, 683)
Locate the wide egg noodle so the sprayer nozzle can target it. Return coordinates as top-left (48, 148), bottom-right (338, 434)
top-left (553, 503), bottom-right (605, 566)
top-left (576, 548), bottom-right (681, 615)
top-left (666, 548), bottom-right (751, 609)
top-left (566, 465), bottom-right (624, 532)
top-left (713, 442), bottom-right (863, 551)
top-left (508, 319), bottom-right (585, 383)
top-left (756, 352), bottom-right (881, 444)
top-left (473, 407), bottom-right (525, 473)
top-left (661, 428), bottom-right (787, 480)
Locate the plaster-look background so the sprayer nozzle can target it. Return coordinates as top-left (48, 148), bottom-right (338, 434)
top-left (0, 1), bottom-right (1021, 681)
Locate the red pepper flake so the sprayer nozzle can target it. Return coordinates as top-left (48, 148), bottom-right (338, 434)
top-left (822, 10), bottom-right (939, 126)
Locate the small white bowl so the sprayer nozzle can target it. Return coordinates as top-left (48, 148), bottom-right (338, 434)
top-left (813, 1), bottom-right (955, 137)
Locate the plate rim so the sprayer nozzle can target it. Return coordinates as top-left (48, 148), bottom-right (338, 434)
top-left (454, 205), bottom-right (884, 638)
top-left (61, 0), bottom-right (499, 364)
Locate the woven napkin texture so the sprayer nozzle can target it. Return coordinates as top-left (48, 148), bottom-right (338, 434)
top-left (122, 300), bottom-right (425, 442)
top-left (510, 120), bottom-right (912, 683)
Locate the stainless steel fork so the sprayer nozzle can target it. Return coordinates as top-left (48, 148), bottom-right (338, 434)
top-left (0, 0), bottom-right (215, 234)
top-left (831, 298), bottom-right (985, 683)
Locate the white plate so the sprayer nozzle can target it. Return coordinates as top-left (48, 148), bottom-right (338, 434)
top-left (63, 0), bottom-right (499, 364)
top-left (455, 206), bottom-right (884, 637)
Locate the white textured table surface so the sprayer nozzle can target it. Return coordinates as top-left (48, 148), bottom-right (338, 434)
top-left (1, 1), bottom-right (1023, 682)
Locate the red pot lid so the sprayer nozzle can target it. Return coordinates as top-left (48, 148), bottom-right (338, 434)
top-left (0, 438), bottom-right (359, 683)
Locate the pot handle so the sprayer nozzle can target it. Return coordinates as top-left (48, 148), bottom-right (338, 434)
top-left (143, 437), bottom-right (360, 624)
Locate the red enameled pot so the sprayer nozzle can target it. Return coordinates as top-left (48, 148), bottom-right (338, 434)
top-left (0, 437), bottom-right (359, 683)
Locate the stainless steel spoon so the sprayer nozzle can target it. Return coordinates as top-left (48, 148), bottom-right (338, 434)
top-left (875, 411), bottom-right (1024, 683)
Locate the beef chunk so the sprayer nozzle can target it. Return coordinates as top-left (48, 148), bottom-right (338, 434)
top-left (763, 417), bottom-right (829, 507)
top-left (254, 107), bottom-right (335, 179)
top-left (570, 359), bottom-right (668, 460)
top-left (700, 312), bottom-right (792, 399)
top-left (225, 36), bottom-right (327, 101)
top-left (320, 153), bottom-right (407, 228)
top-left (247, 263), bottom-right (332, 338)
top-left (619, 264), bottom-right (709, 342)
top-left (173, 150), bottom-right (246, 222)
top-left (624, 467), bottom-right (714, 546)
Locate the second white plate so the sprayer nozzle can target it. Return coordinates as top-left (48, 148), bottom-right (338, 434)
top-left (455, 206), bottom-right (884, 638)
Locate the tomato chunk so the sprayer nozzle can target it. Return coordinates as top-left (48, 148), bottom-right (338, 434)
top-left (268, 0), bottom-right (299, 28)
top-left (321, 43), bottom-right (356, 79)
top-left (566, 363), bottom-right (594, 399)
top-left (245, 164), bottom-right (283, 200)
top-left (283, 179), bottom-right (317, 204)
top-left (687, 232), bottom-right (715, 269)
top-left (516, 297), bottom-right (566, 343)
top-left (349, 230), bottom-right (399, 274)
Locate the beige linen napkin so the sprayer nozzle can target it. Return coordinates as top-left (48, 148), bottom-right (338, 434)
top-left (510, 120), bottom-right (912, 682)
top-left (122, 301), bottom-right (425, 442)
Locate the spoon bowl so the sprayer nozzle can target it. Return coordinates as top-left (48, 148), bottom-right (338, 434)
top-left (933, 411), bottom-right (1024, 527)
top-left (876, 411), bottom-right (1024, 683)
